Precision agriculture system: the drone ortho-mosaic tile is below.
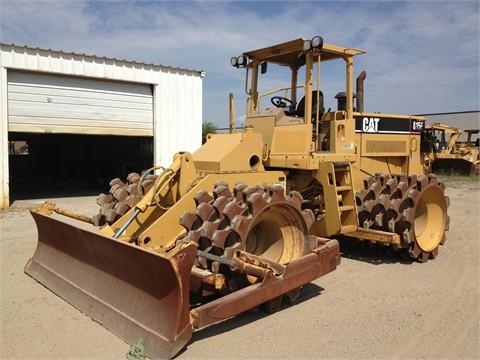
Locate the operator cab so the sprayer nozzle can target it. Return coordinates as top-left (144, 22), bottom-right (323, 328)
top-left (231, 37), bottom-right (365, 155)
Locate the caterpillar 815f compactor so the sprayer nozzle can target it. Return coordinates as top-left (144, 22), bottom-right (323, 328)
top-left (25, 36), bottom-right (449, 359)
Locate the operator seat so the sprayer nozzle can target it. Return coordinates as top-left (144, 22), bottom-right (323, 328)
top-left (293, 90), bottom-right (325, 121)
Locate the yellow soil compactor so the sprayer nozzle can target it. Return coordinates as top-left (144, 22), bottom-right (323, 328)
top-left (25, 37), bottom-right (449, 358)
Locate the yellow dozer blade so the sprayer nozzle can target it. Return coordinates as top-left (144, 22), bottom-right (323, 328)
top-left (24, 210), bottom-right (197, 359)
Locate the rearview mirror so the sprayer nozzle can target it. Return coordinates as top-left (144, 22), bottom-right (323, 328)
top-left (260, 62), bottom-right (268, 74)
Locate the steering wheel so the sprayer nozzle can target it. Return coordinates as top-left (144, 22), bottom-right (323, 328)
top-left (271, 96), bottom-right (294, 108)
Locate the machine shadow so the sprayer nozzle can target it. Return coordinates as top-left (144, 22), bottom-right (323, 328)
top-left (184, 283), bottom-right (324, 349)
top-left (338, 236), bottom-right (412, 265)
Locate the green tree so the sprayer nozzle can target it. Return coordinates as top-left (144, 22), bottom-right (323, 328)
top-left (202, 121), bottom-right (218, 144)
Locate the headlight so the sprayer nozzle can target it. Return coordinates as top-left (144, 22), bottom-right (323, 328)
top-left (237, 55), bottom-right (247, 67)
top-left (303, 39), bottom-right (312, 52)
top-left (304, 36), bottom-right (324, 52)
top-left (311, 36), bottom-right (323, 49)
top-left (231, 55), bottom-right (247, 68)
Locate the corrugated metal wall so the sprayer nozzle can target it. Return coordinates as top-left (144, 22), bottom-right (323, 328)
top-left (424, 112), bottom-right (480, 132)
top-left (8, 71), bottom-right (153, 136)
top-left (423, 112), bottom-right (480, 142)
top-left (154, 70), bottom-right (203, 166)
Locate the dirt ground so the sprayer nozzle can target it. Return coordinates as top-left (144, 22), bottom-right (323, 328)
top-left (1, 176), bottom-right (479, 359)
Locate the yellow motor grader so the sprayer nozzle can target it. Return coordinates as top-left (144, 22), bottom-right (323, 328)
top-left (25, 36), bottom-right (449, 359)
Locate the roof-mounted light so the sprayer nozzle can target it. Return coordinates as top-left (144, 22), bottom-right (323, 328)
top-left (311, 36), bottom-right (323, 49)
top-left (237, 55), bottom-right (247, 67)
top-left (230, 55), bottom-right (248, 68)
top-left (303, 36), bottom-right (324, 52)
top-left (303, 39), bottom-right (312, 52)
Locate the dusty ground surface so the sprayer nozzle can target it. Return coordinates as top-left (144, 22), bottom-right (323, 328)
top-left (1, 176), bottom-right (478, 359)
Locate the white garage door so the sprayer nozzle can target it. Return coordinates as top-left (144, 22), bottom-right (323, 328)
top-left (7, 71), bottom-right (153, 136)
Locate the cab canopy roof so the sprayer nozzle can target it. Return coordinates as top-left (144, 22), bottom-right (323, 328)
top-left (243, 38), bottom-right (366, 68)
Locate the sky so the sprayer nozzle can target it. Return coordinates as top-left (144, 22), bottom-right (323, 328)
top-left (1, 0), bottom-right (479, 128)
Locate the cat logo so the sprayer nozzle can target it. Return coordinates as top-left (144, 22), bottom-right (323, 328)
top-left (363, 117), bottom-right (380, 133)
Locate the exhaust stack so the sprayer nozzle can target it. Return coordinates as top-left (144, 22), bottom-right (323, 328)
top-left (229, 92), bottom-right (236, 133)
top-left (356, 70), bottom-right (366, 112)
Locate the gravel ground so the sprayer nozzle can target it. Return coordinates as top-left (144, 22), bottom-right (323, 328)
top-left (1, 176), bottom-right (478, 359)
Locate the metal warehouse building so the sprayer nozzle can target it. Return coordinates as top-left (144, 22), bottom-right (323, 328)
top-left (0, 43), bottom-right (203, 209)
top-left (420, 111), bottom-right (480, 132)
